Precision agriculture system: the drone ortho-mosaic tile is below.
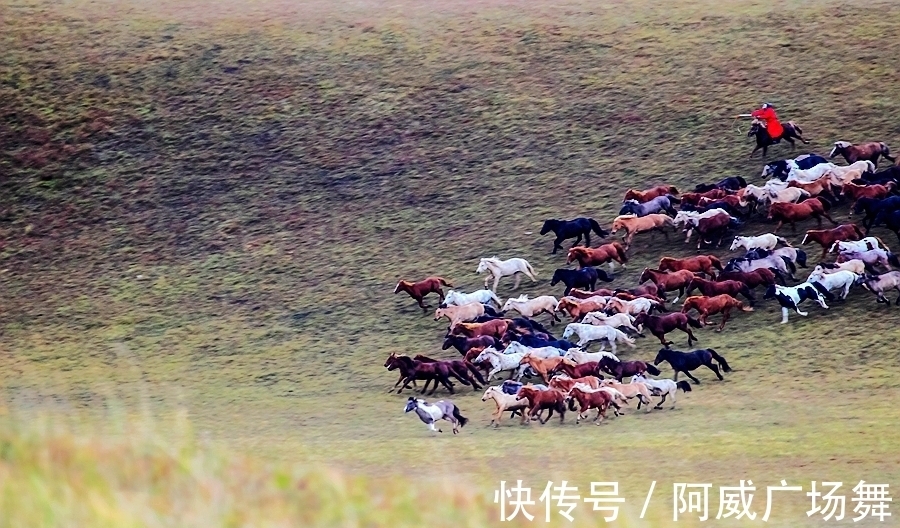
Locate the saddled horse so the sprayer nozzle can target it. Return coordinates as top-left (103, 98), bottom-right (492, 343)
top-left (541, 217), bottom-right (609, 254)
top-left (748, 118), bottom-right (809, 158)
top-left (633, 312), bottom-right (701, 347)
top-left (619, 195), bottom-right (679, 217)
top-left (653, 347), bottom-right (732, 383)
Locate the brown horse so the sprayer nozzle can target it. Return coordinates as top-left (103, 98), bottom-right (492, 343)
top-left (716, 268), bottom-right (778, 289)
top-left (768, 197), bottom-right (837, 233)
top-left (557, 298), bottom-right (607, 321)
top-left (566, 242), bottom-right (628, 270)
top-left (698, 194), bottom-right (747, 209)
top-left (633, 312), bottom-right (701, 347)
top-left (617, 282), bottom-right (664, 299)
top-left (681, 294), bottom-right (752, 331)
top-left (639, 268), bottom-right (695, 300)
top-left (557, 360), bottom-right (602, 379)
top-left (412, 354), bottom-right (487, 391)
top-left (597, 355), bottom-right (661, 382)
top-left (450, 319), bottom-right (511, 339)
top-left (384, 353), bottom-right (456, 395)
top-left (394, 276), bottom-right (453, 313)
top-left (658, 255), bottom-right (723, 279)
top-left (517, 386), bottom-right (568, 424)
top-left (841, 181), bottom-right (896, 209)
top-left (548, 374), bottom-right (603, 392)
top-left (623, 185), bottom-right (679, 203)
top-left (566, 386), bottom-right (617, 424)
top-left (694, 213), bottom-right (735, 249)
top-left (519, 354), bottom-right (569, 384)
top-left (611, 214), bottom-right (675, 250)
top-left (685, 276), bottom-right (756, 306)
top-left (679, 188), bottom-right (727, 206)
top-left (568, 288), bottom-right (616, 299)
top-left (801, 224), bottom-right (864, 259)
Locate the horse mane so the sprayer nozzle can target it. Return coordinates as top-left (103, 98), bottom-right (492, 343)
top-left (513, 294), bottom-right (529, 302)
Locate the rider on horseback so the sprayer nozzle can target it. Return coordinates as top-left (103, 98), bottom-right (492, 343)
top-left (750, 102), bottom-right (783, 142)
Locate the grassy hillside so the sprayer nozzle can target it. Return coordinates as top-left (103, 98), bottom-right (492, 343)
top-left (2, 0), bottom-right (900, 525)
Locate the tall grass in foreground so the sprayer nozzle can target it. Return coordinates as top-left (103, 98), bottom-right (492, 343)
top-left (0, 410), bottom-right (674, 527)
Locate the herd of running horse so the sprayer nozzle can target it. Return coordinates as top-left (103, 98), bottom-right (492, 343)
top-left (392, 142), bottom-right (900, 434)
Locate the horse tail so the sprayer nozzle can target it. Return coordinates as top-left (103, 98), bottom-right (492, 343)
top-left (645, 364), bottom-right (661, 376)
top-left (790, 121), bottom-right (803, 135)
top-left (708, 349), bottom-right (732, 372)
top-left (465, 361), bottom-right (487, 385)
top-left (524, 261), bottom-right (537, 280)
top-left (676, 380), bottom-right (692, 392)
top-left (452, 405), bottom-right (468, 428)
top-left (816, 195), bottom-right (832, 211)
top-left (780, 255), bottom-right (796, 274)
top-left (736, 176), bottom-right (748, 188)
top-left (686, 314), bottom-right (703, 328)
top-left (489, 291), bottom-right (502, 307)
top-left (666, 194), bottom-right (681, 204)
top-left (709, 255), bottom-right (723, 271)
top-left (437, 277), bottom-right (454, 288)
top-left (588, 218), bottom-right (607, 237)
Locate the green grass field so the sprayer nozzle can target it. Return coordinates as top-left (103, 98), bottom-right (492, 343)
top-left (2, 0), bottom-right (900, 524)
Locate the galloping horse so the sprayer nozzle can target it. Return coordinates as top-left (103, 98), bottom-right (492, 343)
top-left (653, 347), bottom-right (732, 383)
top-left (748, 118), bottom-right (809, 158)
top-left (623, 185), bottom-right (679, 203)
top-left (404, 397), bottom-right (468, 434)
top-left (597, 355), bottom-right (660, 382)
top-left (567, 242), bottom-right (628, 271)
top-left (476, 257), bottom-right (537, 292)
top-left (639, 268), bottom-right (695, 302)
top-left (658, 255), bottom-right (722, 279)
top-left (633, 312), bottom-right (702, 347)
top-left (768, 197), bottom-right (837, 233)
top-left (610, 214), bottom-right (675, 250)
top-left (680, 294), bottom-right (752, 331)
top-left (685, 276), bottom-right (756, 306)
top-left (541, 217), bottom-right (609, 254)
top-left (394, 276), bottom-right (453, 312)
top-left (517, 386), bottom-right (568, 424)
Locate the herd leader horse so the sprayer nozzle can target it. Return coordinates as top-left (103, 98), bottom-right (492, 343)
top-left (394, 276), bottom-right (453, 312)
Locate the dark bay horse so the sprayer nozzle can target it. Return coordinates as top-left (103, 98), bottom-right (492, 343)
top-left (653, 347), bottom-right (732, 383)
top-left (441, 334), bottom-right (500, 355)
top-left (748, 119), bottom-right (809, 158)
top-left (413, 355), bottom-right (486, 390)
top-left (597, 355), bottom-right (660, 382)
top-left (633, 312), bottom-right (701, 347)
top-left (384, 353), bottom-right (457, 395)
top-left (550, 267), bottom-right (614, 295)
top-left (541, 217), bottom-right (609, 254)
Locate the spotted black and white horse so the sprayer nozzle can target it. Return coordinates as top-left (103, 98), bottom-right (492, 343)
top-left (404, 397), bottom-right (468, 434)
top-left (763, 283), bottom-right (831, 324)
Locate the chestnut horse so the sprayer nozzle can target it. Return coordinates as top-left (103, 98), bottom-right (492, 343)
top-left (639, 268), bottom-right (695, 301)
top-left (568, 288), bottom-right (616, 299)
top-left (597, 355), bottom-right (660, 382)
top-left (841, 181), bottom-right (896, 209)
top-left (557, 360), bottom-right (602, 379)
top-left (394, 276), bottom-right (453, 313)
top-left (519, 354), bottom-right (569, 384)
top-left (681, 294), bottom-right (753, 331)
top-left (685, 276), bottom-right (756, 305)
top-left (610, 214), bottom-right (675, 250)
top-left (616, 282), bottom-right (664, 299)
top-left (658, 255), bottom-right (723, 279)
top-left (566, 386), bottom-right (617, 424)
top-left (556, 297), bottom-right (607, 321)
top-left (679, 188), bottom-right (728, 206)
top-left (517, 386), bottom-right (568, 424)
top-left (801, 224), bottom-right (864, 259)
top-left (633, 312), bottom-right (701, 347)
top-left (768, 197), bottom-right (837, 233)
top-left (716, 268), bottom-right (778, 289)
top-left (450, 319), bottom-right (511, 339)
top-left (567, 242), bottom-right (628, 271)
top-left (548, 374), bottom-right (603, 392)
top-left (623, 185), bottom-right (679, 203)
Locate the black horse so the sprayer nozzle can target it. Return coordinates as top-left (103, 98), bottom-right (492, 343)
top-left (693, 176), bottom-right (748, 193)
top-left (854, 196), bottom-right (900, 232)
top-left (502, 330), bottom-right (576, 351)
top-left (541, 217), bottom-right (609, 254)
top-left (441, 334), bottom-right (500, 355)
top-left (550, 267), bottom-right (613, 295)
top-left (870, 209), bottom-right (900, 244)
top-left (509, 318), bottom-right (556, 339)
top-left (762, 154), bottom-right (828, 180)
top-left (857, 165), bottom-right (900, 185)
top-left (653, 347), bottom-right (732, 383)
top-left (748, 120), bottom-right (809, 158)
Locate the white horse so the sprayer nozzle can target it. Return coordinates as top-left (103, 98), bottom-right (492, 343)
top-left (786, 161), bottom-right (839, 182)
top-left (762, 186), bottom-right (810, 205)
top-left (473, 347), bottom-right (530, 381)
top-left (730, 233), bottom-right (790, 252)
top-left (501, 294), bottom-right (560, 322)
top-left (562, 347), bottom-right (618, 365)
top-left (812, 259), bottom-right (866, 276)
top-left (581, 311), bottom-right (641, 335)
top-left (561, 323), bottom-right (636, 355)
top-left (475, 256), bottom-right (537, 292)
top-left (442, 289), bottom-right (502, 308)
top-left (603, 297), bottom-right (659, 316)
top-left (829, 237), bottom-right (888, 255)
top-left (838, 248), bottom-right (897, 270)
top-left (808, 269), bottom-right (858, 300)
top-left (630, 373), bottom-right (692, 409)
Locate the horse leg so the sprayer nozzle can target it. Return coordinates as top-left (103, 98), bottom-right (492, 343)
top-left (437, 375), bottom-right (454, 395)
top-left (780, 307), bottom-right (789, 324)
top-left (552, 236), bottom-right (564, 254)
top-left (772, 221), bottom-right (783, 234)
top-left (656, 392), bottom-right (667, 410)
top-left (684, 369), bottom-right (701, 384)
top-left (717, 310), bottom-right (729, 332)
top-left (417, 297), bottom-right (428, 313)
top-left (571, 233), bottom-right (582, 248)
top-left (512, 274), bottom-right (521, 290)
top-left (492, 274), bottom-right (501, 293)
top-left (706, 362), bottom-right (724, 381)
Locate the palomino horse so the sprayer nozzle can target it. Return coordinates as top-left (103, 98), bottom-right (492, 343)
top-left (476, 257), bottom-right (537, 292)
top-left (599, 379), bottom-right (654, 411)
top-left (653, 347), bottom-right (732, 383)
top-left (433, 302), bottom-right (488, 326)
top-left (633, 312), bottom-right (701, 347)
top-left (631, 372), bottom-right (692, 410)
top-left (404, 397), bottom-right (468, 434)
top-left (623, 185), bottom-right (679, 203)
top-left (394, 276), bottom-right (453, 312)
top-left (658, 255), bottom-right (722, 279)
top-left (748, 118), bottom-right (808, 158)
top-left (680, 294), bottom-right (753, 331)
top-left (610, 214), bottom-right (675, 250)
top-left (801, 224), bottom-right (864, 259)
top-left (768, 197), bottom-right (838, 233)
top-left (638, 268), bottom-right (695, 302)
top-left (567, 242), bottom-right (628, 271)
top-left (481, 386), bottom-right (529, 427)
top-left (541, 217), bottom-right (609, 254)
top-left (519, 354), bottom-right (570, 384)
top-left (502, 295), bottom-right (561, 323)
top-left (516, 386), bottom-right (567, 424)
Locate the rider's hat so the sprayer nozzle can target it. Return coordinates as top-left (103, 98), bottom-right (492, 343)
top-left (761, 102), bottom-right (773, 109)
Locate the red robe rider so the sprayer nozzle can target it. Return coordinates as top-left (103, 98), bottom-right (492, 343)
top-left (750, 102), bottom-right (783, 139)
